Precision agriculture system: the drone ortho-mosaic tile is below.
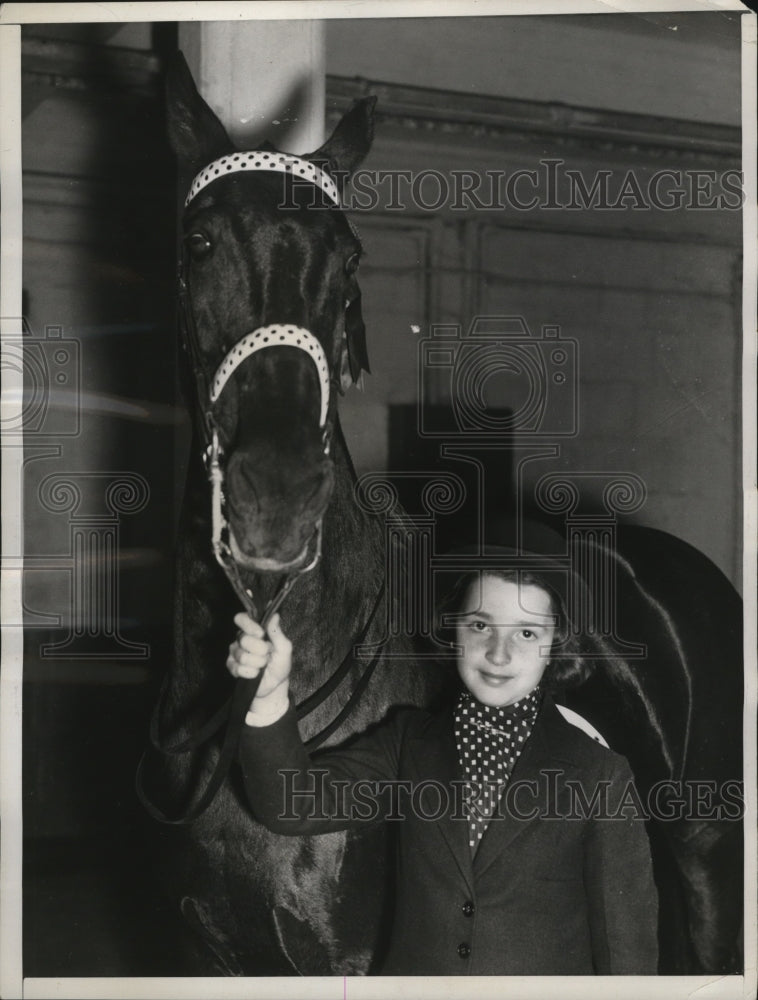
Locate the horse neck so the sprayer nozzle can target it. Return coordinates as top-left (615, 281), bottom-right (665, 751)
top-left (281, 417), bottom-right (385, 700)
top-left (323, 416), bottom-right (381, 577)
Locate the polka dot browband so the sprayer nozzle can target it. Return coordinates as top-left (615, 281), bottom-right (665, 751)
top-left (185, 151), bottom-right (341, 208)
top-left (210, 325), bottom-right (331, 428)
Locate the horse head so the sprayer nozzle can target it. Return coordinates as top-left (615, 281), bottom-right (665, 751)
top-left (167, 55), bottom-right (374, 573)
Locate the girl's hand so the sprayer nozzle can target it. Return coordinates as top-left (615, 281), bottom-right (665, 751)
top-left (227, 612), bottom-right (292, 705)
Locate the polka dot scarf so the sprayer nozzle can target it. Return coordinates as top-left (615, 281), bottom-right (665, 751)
top-left (453, 686), bottom-right (543, 854)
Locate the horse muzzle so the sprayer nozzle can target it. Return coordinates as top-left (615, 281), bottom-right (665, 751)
top-left (228, 529), bottom-right (314, 574)
top-left (224, 451), bottom-right (334, 574)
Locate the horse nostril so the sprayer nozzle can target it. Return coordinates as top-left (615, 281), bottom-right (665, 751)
top-left (228, 455), bottom-right (255, 499)
top-left (226, 452), bottom-right (333, 521)
top-left (302, 461), bottom-right (335, 518)
top-left (234, 455), bottom-right (258, 492)
top-left (225, 453), bottom-right (261, 515)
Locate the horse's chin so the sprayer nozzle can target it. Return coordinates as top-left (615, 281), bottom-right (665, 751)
top-left (229, 530), bottom-right (310, 574)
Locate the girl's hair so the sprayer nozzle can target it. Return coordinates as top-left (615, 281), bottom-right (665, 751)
top-left (435, 569), bottom-right (594, 691)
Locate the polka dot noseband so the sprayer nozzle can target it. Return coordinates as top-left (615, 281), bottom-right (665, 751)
top-left (210, 324), bottom-right (330, 429)
top-left (184, 151), bottom-right (341, 208)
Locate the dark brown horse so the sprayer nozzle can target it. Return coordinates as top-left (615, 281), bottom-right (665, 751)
top-left (563, 526), bottom-right (743, 974)
top-left (137, 55), bottom-right (447, 975)
top-left (141, 54), bottom-right (743, 977)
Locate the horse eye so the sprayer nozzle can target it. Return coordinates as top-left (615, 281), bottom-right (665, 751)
top-left (186, 232), bottom-right (212, 258)
top-left (345, 253), bottom-right (360, 276)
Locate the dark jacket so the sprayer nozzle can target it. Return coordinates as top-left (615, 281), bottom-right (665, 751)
top-left (238, 693), bottom-right (659, 975)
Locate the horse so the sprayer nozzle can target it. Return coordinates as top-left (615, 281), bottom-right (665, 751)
top-left (561, 525), bottom-right (743, 974)
top-left (140, 53), bottom-right (743, 977)
top-left (136, 54), bottom-right (448, 976)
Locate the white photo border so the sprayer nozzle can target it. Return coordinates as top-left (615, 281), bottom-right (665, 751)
top-left (1, 3), bottom-right (755, 999)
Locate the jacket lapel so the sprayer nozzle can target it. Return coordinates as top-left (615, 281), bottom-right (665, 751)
top-left (472, 695), bottom-right (580, 879)
top-left (406, 711), bottom-right (475, 893)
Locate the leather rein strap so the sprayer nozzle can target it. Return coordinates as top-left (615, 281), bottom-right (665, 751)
top-left (136, 580), bottom-right (385, 826)
top-left (137, 151), bottom-right (380, 825)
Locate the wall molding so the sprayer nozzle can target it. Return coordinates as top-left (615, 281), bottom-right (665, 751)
top-left (22, 36), bottom-right (161, 109)
top-left (326, 76), bottom-right (740, 164)
top-left (20, 36), bottom-right (739, 164)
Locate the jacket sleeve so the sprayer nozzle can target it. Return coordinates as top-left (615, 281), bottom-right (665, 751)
top-left (583, 754), bottom-right (660, 974)
top-left (237, 700), bottom-right (409, 835)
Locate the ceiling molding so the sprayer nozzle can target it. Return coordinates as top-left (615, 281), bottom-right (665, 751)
top-left (20, 37), bottom-right (740, 164)
top-left (326, 76), bottom-right (740, 164)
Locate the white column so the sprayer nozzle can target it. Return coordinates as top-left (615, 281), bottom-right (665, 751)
top-left (178, 19), bottom-right (326, 154)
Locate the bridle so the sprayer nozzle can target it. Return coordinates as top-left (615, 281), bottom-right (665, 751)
top-left (181, 151), bottom-right (343, 620)
top-left (188, 315), bottom-right (333, 620)
top-left (136, 149), bottom-right (382, 825)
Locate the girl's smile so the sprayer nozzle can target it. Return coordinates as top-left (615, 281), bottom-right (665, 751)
top-left (455, 575), bottom-right (556, 707)
top-left (478, 670), bottom-right (515, 685)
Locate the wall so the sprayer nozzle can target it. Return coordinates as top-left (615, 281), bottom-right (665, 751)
top-left (325, 14), bottom-right (743, 588)
top-left (327, 12), bottom-right (741, 124)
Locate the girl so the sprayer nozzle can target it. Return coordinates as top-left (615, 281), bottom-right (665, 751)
top-left (229, 562), bottom-right (659, 976)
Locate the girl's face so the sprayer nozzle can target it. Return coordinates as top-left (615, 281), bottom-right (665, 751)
top-left (456, 574), bottom-right (556, 707)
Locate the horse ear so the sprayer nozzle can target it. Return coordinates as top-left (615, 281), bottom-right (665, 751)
top-left (165, 51), bottom-right (233, 170)
top-left (309, 96), bottom-right (377, 183)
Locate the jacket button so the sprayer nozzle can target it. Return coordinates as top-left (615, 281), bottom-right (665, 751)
top-left (457, 943), bottom-right (471, 959)
top-left (461, 900), bottom-right (475, 917)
